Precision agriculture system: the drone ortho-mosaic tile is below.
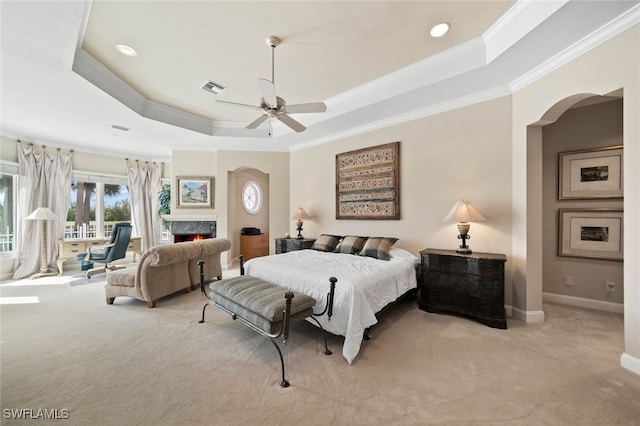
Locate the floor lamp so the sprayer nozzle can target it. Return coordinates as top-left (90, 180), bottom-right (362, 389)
top-left (26, 207), bottom-right (59, 279)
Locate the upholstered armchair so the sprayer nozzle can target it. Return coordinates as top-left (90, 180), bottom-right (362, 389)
top-left (85, 222), bottom-right (132, 278)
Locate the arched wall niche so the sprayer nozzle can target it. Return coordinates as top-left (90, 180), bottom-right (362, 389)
top-left (227, 166), bottom-right (270, 262)
top-left (523, 90), bottom-right (624, 322)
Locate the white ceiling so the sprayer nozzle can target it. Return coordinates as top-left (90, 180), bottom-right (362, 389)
top-left (1, 1), bottom-right (639, 162)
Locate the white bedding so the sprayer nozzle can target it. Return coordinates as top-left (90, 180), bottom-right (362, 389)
top-left (244, 248), bottom-right (418, 364)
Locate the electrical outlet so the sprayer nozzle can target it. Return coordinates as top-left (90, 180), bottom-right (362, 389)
top-left (563, 275), bottom-right (574, 287)
top-left (606, 282), bottom-right (616, 292)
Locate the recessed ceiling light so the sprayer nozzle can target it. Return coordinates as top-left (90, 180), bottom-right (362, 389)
top-left (115, 44), bottom-right (138, 56)
top-left (430, 22), bottom-right (451, 38)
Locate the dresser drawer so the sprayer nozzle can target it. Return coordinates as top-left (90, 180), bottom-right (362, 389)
top-left (60, 241), bottom-right (85, 257)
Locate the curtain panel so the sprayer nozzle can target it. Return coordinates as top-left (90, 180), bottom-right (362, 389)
top-left (13, 144), bottom-right (72, 279)
top-left (127, 160), bottom-right (163, 252)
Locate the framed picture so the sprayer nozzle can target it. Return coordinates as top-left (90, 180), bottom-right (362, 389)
top-left (176, 176), bottom-right (214, 209)
top-left (558, 145), bottom-right (623, 200)
top-left (336, 141), bottom-right (400, 220)
top-left (558, 209), bottom-right (623, 261)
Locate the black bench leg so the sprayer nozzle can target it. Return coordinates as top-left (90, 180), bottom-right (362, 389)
top-left (198, 303), bottom-right (209, 323)
top-left (269, 338), bottom-right (289, 388)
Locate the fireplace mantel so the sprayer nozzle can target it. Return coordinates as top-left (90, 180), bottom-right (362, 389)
top-left (166, 215), bottom-right (217, 240)
top-left (162, 214), bottom-right (217, 222)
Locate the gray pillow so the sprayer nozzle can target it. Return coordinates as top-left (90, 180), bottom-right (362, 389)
top-left (359, 237), bottom-right (398, 260)
top-left (334, 235), bottom-right (367, 255)
top-left (311, 234), bottom-right (342, 252)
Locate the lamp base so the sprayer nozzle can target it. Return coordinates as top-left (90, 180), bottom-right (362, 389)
top-left (456, 225), bottom-right (472, 254)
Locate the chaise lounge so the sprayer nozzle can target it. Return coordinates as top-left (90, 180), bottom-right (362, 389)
top-left (105, 238), bottom-right (231, 308)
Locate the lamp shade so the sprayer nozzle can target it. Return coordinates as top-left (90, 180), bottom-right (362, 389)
top-left (291, 207), bottom-right (310, 221)
top-left (442, 200), bottom-right (485, 223)
top-left (26, 207), bottom-right (59, 221)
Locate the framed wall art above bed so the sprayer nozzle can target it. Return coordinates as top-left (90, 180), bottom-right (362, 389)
top-left (335, 141), bottom-right (400, 220)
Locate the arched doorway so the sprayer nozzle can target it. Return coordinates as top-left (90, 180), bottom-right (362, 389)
top-left (526, 90), bottom-right (624, 317)
top-left (227, 167), bottom-right (270, 264)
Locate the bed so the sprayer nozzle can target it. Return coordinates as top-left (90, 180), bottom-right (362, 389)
top-left (244, 242), bottom-right (419, 364)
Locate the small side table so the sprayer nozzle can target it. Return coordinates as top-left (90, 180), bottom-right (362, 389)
top-left (274, 238), bottom-right (316, 254)
top-left (419, 248), bottom-right (507, 329)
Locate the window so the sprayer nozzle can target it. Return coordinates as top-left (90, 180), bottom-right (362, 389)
top-left (0, 174), bottom-right (16, 253)
top-left (242, 181), bottom-right (262, 214)
top-left (67, 178), bottom-right (131, 239)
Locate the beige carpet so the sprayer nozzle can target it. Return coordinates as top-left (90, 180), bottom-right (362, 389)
top-left (1, 269), bottom-right (639, 426)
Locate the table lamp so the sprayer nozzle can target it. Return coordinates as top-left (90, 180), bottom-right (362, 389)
top-left (442, 200), bottom-right (485, 254)
top-left (291, 207), bottom-right (310, 239)
top-left (26, 207), bottom-right (60, 279)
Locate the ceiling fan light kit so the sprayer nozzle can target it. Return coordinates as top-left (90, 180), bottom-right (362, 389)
top-left (216, 35), bottom-right (327, 134)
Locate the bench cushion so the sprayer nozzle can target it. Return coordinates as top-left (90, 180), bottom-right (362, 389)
top-left (209, 276), bottom-right (316, 334)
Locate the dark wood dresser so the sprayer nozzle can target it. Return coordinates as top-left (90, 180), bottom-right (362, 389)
top-left (419, 248), bottom-right (507, 329)
top-left (274, 238), bottom-right (316, 254)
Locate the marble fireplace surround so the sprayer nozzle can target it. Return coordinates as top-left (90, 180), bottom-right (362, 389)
top-left (163, 215), bottom-right (217, 238)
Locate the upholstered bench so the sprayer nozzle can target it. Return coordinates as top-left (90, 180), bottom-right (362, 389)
top-left (198, 260), bottom-right (336, 387)
top-left (209, 276), bottom-right (317, 334)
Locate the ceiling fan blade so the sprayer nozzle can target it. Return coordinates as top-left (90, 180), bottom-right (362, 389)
top-left (216, 100), bottom-right (262, 111)
top-left (284, 102), bottom-right (327, 114)
top-left (277, 113), bottom-right (306, 133)
top-left (258, 78), bottom-right (277, 108)
top-left (246, 114), bottom-right (269, 129)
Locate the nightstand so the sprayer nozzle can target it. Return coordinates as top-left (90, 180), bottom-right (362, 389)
top-left (274, 238), bottom-right (316, 254)
top-left (419, 248), bottom-right (507, 329)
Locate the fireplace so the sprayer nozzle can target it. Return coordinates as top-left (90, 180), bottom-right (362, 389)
top-left (174, 234), bottom-right (211, 243)
top-left (170, 220), bottom-right (216, 243)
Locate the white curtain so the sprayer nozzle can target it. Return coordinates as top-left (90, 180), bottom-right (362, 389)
top-left (13, 144), bottom-right (72, 279)
top-left (127, 160), bottom-right (163, 252)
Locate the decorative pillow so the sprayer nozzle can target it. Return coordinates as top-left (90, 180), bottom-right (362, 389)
top-left (359, 237), bottom-right (399, 260)
top-left (334, 235), bottom-right (367, 255)
top-left (311, 234), bottom-right (342, 252)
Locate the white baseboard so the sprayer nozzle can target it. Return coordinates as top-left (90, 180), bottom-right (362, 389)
top-left (510, 305), bottom-right (545, 323)
top-left (543, 292), bottom-right (624, 314)
top-left (621, 353), bottom-right (640, 376)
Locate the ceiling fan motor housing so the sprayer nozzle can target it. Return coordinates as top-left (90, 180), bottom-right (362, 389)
top-left (266, 36), bottom-right (281, 48)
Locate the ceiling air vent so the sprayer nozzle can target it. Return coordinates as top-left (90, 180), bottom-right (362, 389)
top-left (202, 80), bottom-right (226, 95)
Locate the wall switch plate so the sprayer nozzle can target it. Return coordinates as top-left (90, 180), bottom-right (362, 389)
top-left (606, 282), bottom-right (616, 292)
top-left (563, 275), bottom-right (574, 287)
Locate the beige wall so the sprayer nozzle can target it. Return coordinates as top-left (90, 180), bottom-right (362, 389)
top-left (542, 99), bottom-right (623, 304)
top-left (291, 96), bottom-right (514, 305)
top-left (512, 24), bottom-right (639, 372)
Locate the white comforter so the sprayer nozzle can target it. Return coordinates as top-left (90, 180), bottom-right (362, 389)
top-left (244, 248), bottom-right (418, 363)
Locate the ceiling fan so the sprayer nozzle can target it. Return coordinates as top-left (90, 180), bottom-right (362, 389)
top-left (216, 36), bottom-right (327, 133)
